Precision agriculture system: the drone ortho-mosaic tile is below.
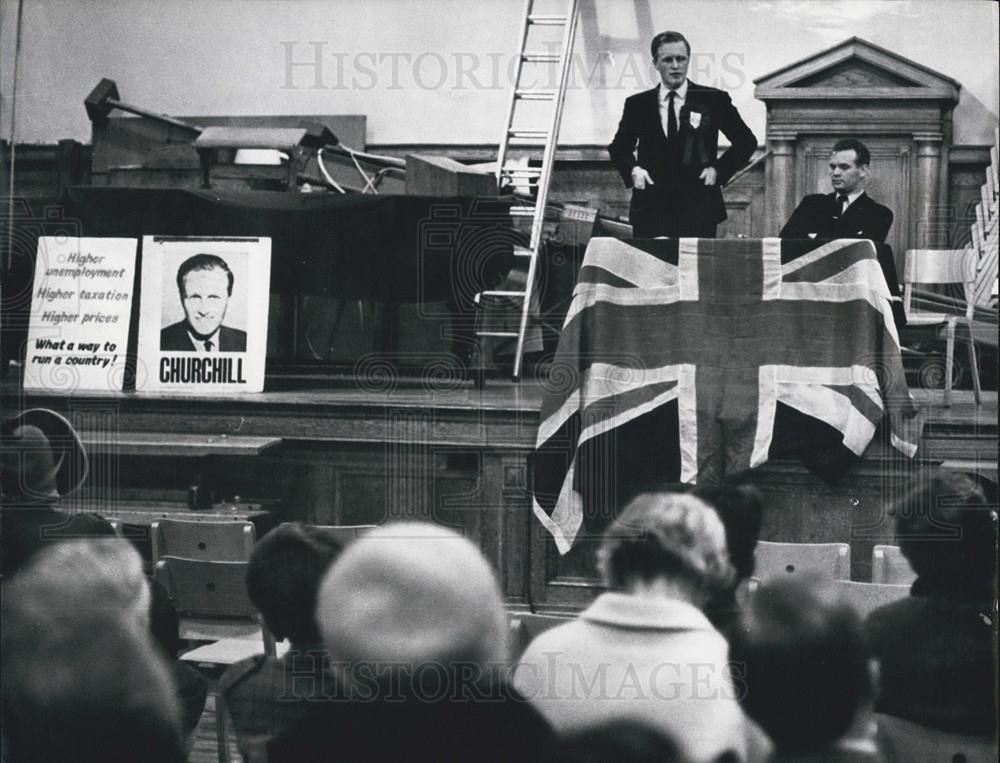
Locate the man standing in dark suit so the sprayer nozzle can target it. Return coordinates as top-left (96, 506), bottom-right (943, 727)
top-left (780, 138), bottom-right (893, 243)
top-left (609, 31), bottom-right (757, 238)
top-left (160, 253), bottom-right (247, 352)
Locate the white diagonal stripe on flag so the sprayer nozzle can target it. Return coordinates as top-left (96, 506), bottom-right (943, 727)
top-left (565, 282), bottom-right (681, 327)
top-left (781, 238), bottom-right (875, 276)
top-left (532, 458), bottom-right (581, 554)
top-left (536, 362), bottom-right (682, 446)
top-left (811, 259), bottom-right (890, 294)
top-left (777, 382), bottom-right (877, 455)
top-left (578, 382), bottom-right (680, 448)
top-left (582, 238), bottom-right (679, 287)
top-left (770, 364), bottom-right (883, 408)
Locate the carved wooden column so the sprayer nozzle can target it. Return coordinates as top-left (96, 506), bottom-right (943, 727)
top-left (765, 136), bottom-right (797, 235)
top-left (914, 133), bottom-right (944, 248)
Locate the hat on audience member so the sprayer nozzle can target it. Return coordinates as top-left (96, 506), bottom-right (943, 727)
top-left (0, 409), bottom-right (88, 504)
top-left (316, 522), bottom-right (508, 667)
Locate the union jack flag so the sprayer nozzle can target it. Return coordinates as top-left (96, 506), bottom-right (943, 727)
top-left (532, 237), bottom-right (921, 554)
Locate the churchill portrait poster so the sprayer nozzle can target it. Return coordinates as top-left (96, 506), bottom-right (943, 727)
top-left (136, 236), bottom-right (271, 393)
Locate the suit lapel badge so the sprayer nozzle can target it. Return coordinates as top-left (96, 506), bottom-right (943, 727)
top-left (683, 106), bottom-right (709, 132)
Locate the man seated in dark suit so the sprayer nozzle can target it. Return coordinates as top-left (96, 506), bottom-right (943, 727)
top-left (608, 30), bottom-right (757, 238)
top-left (160, 253), bottom-right (247, 352)
top-left (781, 138), bottom-right (893, 243)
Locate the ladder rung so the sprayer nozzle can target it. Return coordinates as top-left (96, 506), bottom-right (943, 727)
top-left (515, 89), bottom-right (556, 101)
top-left (528, 14), bottom-right (567, 25)
top-left (501, 166), bottom-right (542, 177)
top-left (510, 206), bottom-right (536, 216)
top-left (522, 52), bottom-right (560, 63)
top-left (508, 129), bottom-right (549, 139)
top-left (480, 290), bottom-right (527, 298)
top-left (513, 246), bottom-right (534, 258)
top-left (477, 331), bottom-right (520, 338)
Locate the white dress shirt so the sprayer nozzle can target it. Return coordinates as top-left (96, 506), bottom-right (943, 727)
top-left (658, 79), bottom-right (688, 138)
top-left (840, 189), bottom-right (864, 210)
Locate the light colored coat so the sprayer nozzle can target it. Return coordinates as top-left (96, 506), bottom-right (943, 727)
top-left (514, 592), bottom-right (750, 763)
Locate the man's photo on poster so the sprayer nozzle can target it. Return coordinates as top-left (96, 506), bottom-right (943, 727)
top-left (160, 253), bottom-right (248, 353)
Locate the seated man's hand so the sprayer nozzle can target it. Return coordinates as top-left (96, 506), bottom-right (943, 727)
top-left (700, 167), bottom-right (718, 186)
top-left (631, 166), bottom-right (655, 190)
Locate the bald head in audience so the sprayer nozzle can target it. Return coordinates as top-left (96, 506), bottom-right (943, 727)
top-left (317, 521), bottom-right (508, 669)
top-left (269, 522), bottom-right (554, 763)
top-left (20, 537), bottom-right (151, 628)
top-left (2, 566), bottom-right (185, 763)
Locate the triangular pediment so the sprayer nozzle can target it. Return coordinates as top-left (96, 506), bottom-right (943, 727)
top-left (755, 37), bottom-right (959, 102)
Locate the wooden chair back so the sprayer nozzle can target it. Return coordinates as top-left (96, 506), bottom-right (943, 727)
top-left (151, 518), bottom-right (256, 564)
top-left (754, 540), bottom-right (851, 582)
top-left (871, 544), bottom-right (916, 585)
top-left (153, 556), bottom-right (271, 650)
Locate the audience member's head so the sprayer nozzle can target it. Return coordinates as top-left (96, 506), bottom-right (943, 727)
top-left (317, 522), bottom-right (508, 670)
top-left (544, 719), bottom-right (685, 763)
top-left (731, 576), bottom-right (873, 754)
top-left (2, 576), bottom-right (184, 763)
top-left (0, 408), bottom-right (88, 507)
top-left (692, 483), bottom-right (764, 581)
top-left (21, 537), bottom-right (151, 629)
top-left (893, 468), bottom-right (996, 593)
top-left (246, 522), bottom-right (345, 645)
top-left (598, 492), bottom-right (735, 606)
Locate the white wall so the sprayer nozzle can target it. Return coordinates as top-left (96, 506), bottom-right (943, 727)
top-left (1, 0), bottom-right (997, 147)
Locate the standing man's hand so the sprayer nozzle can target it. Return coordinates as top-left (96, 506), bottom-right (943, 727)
top-left (631, 166), bottom-right (655, 190)
top-left (700, 167), bottom-right (718, 186)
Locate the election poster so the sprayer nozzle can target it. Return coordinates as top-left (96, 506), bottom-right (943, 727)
top-left (135, 236), bottom-right (271, 393)
top-left (23, 236), bottom-right (137, 393)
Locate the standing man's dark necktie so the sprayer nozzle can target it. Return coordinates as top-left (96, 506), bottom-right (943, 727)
top-left (836, 193), bottom-right (849, 219)
top-left (204, 339), bottom-right (214, 352)
top-left (667, 91), bottom-right (678, 140)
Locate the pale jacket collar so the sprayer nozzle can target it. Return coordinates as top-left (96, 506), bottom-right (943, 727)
top-left (580, 591), bottom-right (715, 631)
